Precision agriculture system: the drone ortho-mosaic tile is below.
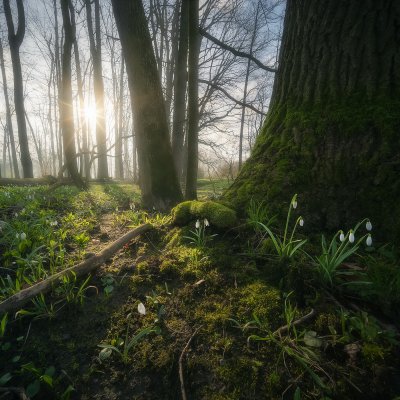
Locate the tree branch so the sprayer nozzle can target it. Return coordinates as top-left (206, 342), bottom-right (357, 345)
top-left (199, 79), bottom-right (266, 116)
top-left (199, 28), bottom-right (277, 73)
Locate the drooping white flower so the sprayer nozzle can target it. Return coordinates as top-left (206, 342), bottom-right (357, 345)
top-left (366, 235), bottom-right (372, 246)
top-left (137, 302), bottom-right (146, 315)
top-left (366, 220), bottom-right (372, 231)
top-left (292, 200), bottom-right (298, 209)
top-left (339, 231), bottom-right (345, 242)
top-left (15, 233), bottom-right (20, 240)
top-left (204, 218), bottom-right (210, 227)
top-left (195, 220), bottom-right (200, 229)
top-left (299, 218), bottom-right (304, 227)
top-left (20, 232), bottom-right (26, 241)
top-left (349, 231), bottom-right (355, 243)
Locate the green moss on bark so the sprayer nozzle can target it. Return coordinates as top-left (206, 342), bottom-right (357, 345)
top-left (226, 95), bottom-right (400, 241)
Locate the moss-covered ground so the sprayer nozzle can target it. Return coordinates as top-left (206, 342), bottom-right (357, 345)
top-left (1, 181), bottom-right (400, 399)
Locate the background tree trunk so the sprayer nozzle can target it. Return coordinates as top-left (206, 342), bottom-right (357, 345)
top-left (86, 0), bottom-right (109, 179)
top-left (0, 37), bottom-right (19, 178)
top-left (111, 0), bottom-right (182, 210)
top-left (185, 0), bottom-right (200, 200)
top-left (59, 0), bottom-right (84, 188)
top-left (226, 0), bottom-right (400, 240)
top-left (172, 0), bottom-right (189, 180)
top-left (3, 0), bottom-right (33, 178)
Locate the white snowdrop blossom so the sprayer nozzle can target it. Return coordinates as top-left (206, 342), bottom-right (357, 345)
top-left (15, 233), bottom-right (20, 240)
top-left (366, 235), bottom-right (372, 246)
top-left (20, 232), bottom-right (26, 241)
top-left (204, 218), bottom-right (209, 227)
top-left (137, 302), bottom-right (146, 315)
top-left (299, 218), bottom-right (304, 227)
top-left (195, 220), bottom-right (200, 229)
top-left (349, 231), bottom-right (355, 243)
top-left (292, 200), bottom-right (298, 209)
top-left (366, 220), bottom-right (372, 231)
top-left (339, 231), bottom-right (345, 242)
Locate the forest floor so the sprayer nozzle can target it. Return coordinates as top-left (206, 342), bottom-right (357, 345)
top-left (1, 181), bottom-right (400, 400)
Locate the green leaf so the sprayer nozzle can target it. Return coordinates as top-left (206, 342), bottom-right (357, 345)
top-left (26, 380), bottom-right (41, 397)
top-left (0, 372), bottom-right (12, 386)
top-left (304, 331), bottom-right (323, 348)
top-left (44, 366), bottom-right (55, 377)
top-left (12, 355), bottom-right (21, 363)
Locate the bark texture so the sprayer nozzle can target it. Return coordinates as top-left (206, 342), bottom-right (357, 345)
top-left (226, 0), bottom-right (400, 241)
top-left (112, 0), bottom-right (182, 210)
top-left (3, 0), bottom-right (33, 178)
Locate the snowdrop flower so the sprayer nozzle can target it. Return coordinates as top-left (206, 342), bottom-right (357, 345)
top-left (339, 231), bottom-right (345, 242)
top-left (349, 231), bottom-right (355, 243)
top-left (366, 220), bottom-right (372, 231)
top-left (20, 232), bottom-right (26, 241)
top-left (14, 213), bottom-right (18, 218)
top-left (15, 233), bottom-right (20, 240)
top-left (204, 218), bottom-right (209, 227)
top-left (299, 217), bottom-right (304, 227)
top-left (292, 200), bottom-right (298, 209)
top-left (195, 220), bottom-right (200, 229)
top-left (366, 235), bottom-right (372, 246)
top-left (137, 302), bottom-right (146, 315)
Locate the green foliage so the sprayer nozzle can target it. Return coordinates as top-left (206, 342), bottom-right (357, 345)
top-left (183, 218), bottom-right (217, 248)
top-left (246, 198), bottom-right (275, 233)
top-left (313, 219), bottom-right (372, 288)
top-left (257, 194), bottom-right (307, 260)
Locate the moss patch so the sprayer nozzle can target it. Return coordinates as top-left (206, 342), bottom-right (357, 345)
top-left (172, 200), bottom-right (237, 228)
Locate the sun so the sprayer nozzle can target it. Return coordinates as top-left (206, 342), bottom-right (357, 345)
top-left (84, 104), bottom-right (97, 122)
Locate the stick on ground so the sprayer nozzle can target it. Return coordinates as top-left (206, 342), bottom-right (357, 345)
top-left (0, 224), bottom-right (152, 314)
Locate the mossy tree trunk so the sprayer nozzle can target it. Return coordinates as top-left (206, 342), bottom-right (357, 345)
top-left (226, 0), bottom-right (400, 240)
top-left (111, 0), bottom-right (182, 210)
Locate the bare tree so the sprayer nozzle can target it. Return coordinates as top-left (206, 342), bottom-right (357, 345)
top-left (3, 0), bottom-right (33, 177)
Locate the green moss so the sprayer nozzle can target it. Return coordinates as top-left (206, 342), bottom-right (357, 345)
top-left (172, 200), bottom-right (237, 228)
top-left (225, 94), bottom-right (400, 241)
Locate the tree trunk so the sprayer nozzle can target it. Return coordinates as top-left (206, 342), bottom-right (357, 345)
top-left (111, 0), bottom-right (182, 210)
top-left (226, 0), bottom-right (400, 241)
top-left (185, 0), bottom-right (200, 200)
top-left (115, 53), bottom-right (125, 179)
top-left (172, 0), bottom-right (189, 180)
top-left (86, 0), bottom-right (109, 179)
top-left (0, 37), bottom-right (19, 178)
top-left (69, 0), bottom-right (90, 180)
top-left (3, 0), bottom-right (33, 178)
top-left (59, 0), bottom-right (85, 188)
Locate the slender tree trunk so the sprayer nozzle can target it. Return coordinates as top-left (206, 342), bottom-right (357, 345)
top-left (69, 0), bottom-right (90, 180)
top-left (185, 0), bottom-right (200, 199)
top-left (115, 54), bottom-right (124, 179)
top-left (227, 0), bottom-right (400, 241)
top-left (238, 3), bottom-right (259, 170)
top-left (172, 0), bottom-right (189, 179)
top-left (59, 0), bottom-right (84, 188)
top-left (111, 0), bottom-right (182, 210)
top-left (85, 0), bottom-right (109, 179)
top-left (0, 37), bottom-right (19, 178)
top-left (3, 0), bottom-right (33, 178)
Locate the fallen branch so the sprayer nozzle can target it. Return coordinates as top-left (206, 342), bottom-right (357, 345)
top-left (179, 326), bottom-right (202, 400)
top-left (0, 224), bottom-right (152, 314)
top-left (274, 308), bottom-right (317, 336)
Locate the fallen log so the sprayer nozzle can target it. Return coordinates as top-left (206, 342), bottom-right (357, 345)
top-left (0, 223), bottom-right (152, 314)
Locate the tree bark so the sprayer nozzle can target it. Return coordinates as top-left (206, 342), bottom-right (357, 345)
top-left (172, 0), bottom-right (189, 180)
top-left (185, 0), bottom-right (200, 200)
top-left (85, 0), bottom-right (109, 179)
top-left (59, 0), bottom-right (85, 188)
top-left (3, 0), bottom-right (33, 178)
top-left (111, 0), bottom-right (182, 210)
top-left (0, 37), bottom-right (19, 178)
top-left (226, 0), bottom-right (400, 241)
